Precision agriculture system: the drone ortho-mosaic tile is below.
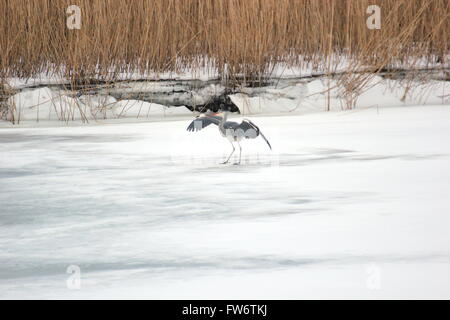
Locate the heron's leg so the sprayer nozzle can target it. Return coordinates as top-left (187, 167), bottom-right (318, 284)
top-left (233, 141), bottom-right (242, 165)
top-left (222, 141), bottom-right (235, 164)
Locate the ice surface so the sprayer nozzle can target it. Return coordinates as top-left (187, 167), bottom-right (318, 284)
top-left (1, 104), bottom-right (450, 299)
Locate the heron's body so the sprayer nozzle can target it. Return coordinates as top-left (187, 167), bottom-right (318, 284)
top-left (187, 111), bottom-right (271, 164)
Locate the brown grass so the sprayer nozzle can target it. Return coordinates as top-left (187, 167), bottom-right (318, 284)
top-left (0, 0), bottom-right (448, 83)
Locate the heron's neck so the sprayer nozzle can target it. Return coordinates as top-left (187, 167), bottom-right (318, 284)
top-left (218, 112), bottom-right (227, 134)
top-left (222, 111), bottom-right (228, 122)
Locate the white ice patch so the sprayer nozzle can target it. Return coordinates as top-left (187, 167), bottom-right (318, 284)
top-left (5, 87), bottom-right (193, 122)
top-left (78, 94), bottom-right (118, 120)
top-left (7, 87), bottom-right (83, 121)
top-left (229, 83), bottom-right (308, 115)
top-left (300, 77), bottom-right (450, 112)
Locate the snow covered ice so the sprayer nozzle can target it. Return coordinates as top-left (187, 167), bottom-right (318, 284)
top-left (1, 101), bottom-right (450, 299)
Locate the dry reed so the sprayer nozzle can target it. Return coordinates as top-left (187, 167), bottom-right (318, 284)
top-left (0, 0), bottom-right (448, 84)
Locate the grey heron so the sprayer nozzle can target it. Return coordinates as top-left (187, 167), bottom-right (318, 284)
top-left (187, 110), bottom-right (272, 164)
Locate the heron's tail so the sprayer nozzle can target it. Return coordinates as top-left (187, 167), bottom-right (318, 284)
top-left (245, 119), bottom-right (272, 150)
top-left (259, 131), bottom-right (272, 150)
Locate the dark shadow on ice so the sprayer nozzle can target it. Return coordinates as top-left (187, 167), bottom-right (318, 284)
top-left (0, 133), bottom-right (137, 144)
top-left (278, 148), bottom-right (449, 167)
top-left (2, 252), bottom-right (450, 281)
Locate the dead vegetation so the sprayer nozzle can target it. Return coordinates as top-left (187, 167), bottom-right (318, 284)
top-left (0, 0), bottom-right (448, 115)
top-left (0, 0), bottom-right (448, 79)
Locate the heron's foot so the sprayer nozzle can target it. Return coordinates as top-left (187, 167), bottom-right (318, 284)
top-left (221, 161), bottom-right (229, 165)
top-left (232, 162), bottom-right (241, 165)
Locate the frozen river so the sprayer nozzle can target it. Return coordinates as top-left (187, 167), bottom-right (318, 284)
top-left (1, 105), bottom-right (450, 299)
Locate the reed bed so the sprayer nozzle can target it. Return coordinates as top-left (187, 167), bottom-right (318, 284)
top-left (0, 0), bottom-right (448, 84)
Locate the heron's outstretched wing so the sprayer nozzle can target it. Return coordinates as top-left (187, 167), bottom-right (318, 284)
top-left (186, 113), bottom-right (222, 132)
top-left (241, 119), bottom-right (272, 150)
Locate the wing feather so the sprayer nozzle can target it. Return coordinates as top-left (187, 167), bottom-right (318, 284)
top-left (187, 114), bottom-right (222, 132)
top-left (242, 119), bottom-right (272, 150)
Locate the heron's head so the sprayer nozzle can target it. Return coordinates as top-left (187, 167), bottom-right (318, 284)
top-left (218, 103), bottom-right (230, 116)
